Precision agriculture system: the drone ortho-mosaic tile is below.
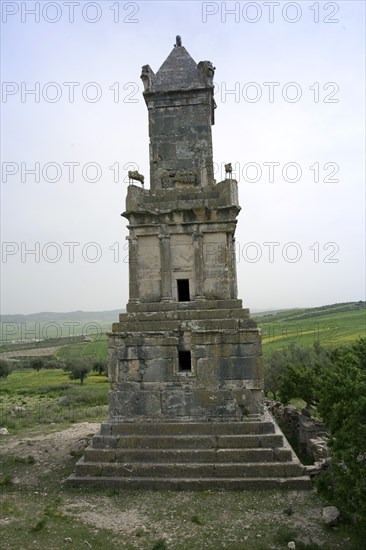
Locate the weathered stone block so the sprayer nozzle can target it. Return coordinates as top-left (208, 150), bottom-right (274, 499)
top-left (143, 359), bottom-right (173, 382)
top-left (84, 449), bottom-right (116, 463)
top-left (161, 390), bottom-right (191, 417)
top-left (75, 459), bottom-right (102, 477)
top-left (124, 359), bottom-right (144, 382)
top-left (215, 357), bottom-right (263, 380)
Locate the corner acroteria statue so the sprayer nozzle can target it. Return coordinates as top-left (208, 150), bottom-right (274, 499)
top-left (68, 37), bottom-right (310, 489)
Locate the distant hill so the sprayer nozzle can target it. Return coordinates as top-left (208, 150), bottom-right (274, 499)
top-left (0, 309), bottom-right (123, 324)
top-left (0, 310), bottom-right (124, 344)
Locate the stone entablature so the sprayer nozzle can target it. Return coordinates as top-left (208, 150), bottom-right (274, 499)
top-left (125, 178), bottom-right (239, 213)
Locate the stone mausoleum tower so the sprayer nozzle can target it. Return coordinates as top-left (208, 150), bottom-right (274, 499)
top-left (68, 38), bottom-right (310, 490)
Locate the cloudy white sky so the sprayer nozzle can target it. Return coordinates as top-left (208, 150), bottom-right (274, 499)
top-left (1, 0), bottom-right (365, 314)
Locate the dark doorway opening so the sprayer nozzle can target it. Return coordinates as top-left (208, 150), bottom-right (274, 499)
top-left (178, 350), bottom-right (192, 371)
top-left (177, 279), bottom-right (190, 302)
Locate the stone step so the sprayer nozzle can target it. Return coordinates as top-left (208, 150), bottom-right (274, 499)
top-left (126, 299), bottom-right (243, 314)
top-left (97, 434), bottom-right (284, 450)
top-left (83, 447), bottom-right (293, 464)
top-left (119, 308), bottom-right (251, 323)
top-left (74, 458), bottom-right (304, 479)
top-left (100, 420), bottom-right (275, 436)
top-left (113, 318), bottom-right (245, 333)
top-left (67, 474), bottom-right (312, 491)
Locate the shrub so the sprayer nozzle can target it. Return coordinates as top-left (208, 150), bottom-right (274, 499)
top-left (92, 359), bottom-right (108, 376)
top-left (66, 359), bottom-right (91, 384)
top-left (316, 338), bottom-right (366, 530)
top-left (268, 339), bottom-right (366, 533)
top-left (44, 358), bottom-right (65, 369)
top-left (0, 359), bottom-right (11, 378)
top-left (29, 357), bottom-right (46, 371)
top-left (275, 341), bottom-right (330, 407)
top-left (264, 342), bottom-right (329, 405)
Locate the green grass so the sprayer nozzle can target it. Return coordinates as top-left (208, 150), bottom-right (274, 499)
top-left (254, 302), bottom-right (365, 354)
top-left (0, 369), bottom-right (108, 433)
top-left (0, 368), bottom-right (107, 394)
top-left (55, 333), bottom-right (108, 361)
top-left (0, 332), bottom-right (108, 361)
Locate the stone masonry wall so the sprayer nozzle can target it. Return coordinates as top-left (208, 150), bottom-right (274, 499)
top-left (108, 309), bottom-right (264, 421)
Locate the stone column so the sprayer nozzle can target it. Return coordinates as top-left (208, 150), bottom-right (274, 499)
top-left (127, 233), bottom-right (139, 303)
top-left (228, 235), bottom-right (238, 299)
top-left (158, 231), bottom-right (172, 301)
top-left (193, 226), bottom-right (205, 299)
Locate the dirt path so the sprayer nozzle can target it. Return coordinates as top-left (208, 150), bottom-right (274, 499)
top-left (0, 422), bottom-right (98, 487)
top-left (0, 346), bottom-right (62, 359)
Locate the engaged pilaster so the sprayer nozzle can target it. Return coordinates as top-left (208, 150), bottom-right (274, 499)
top-left (127, 233), bottom-right (139, 303)
top-left (158, 231), bottom-right (172, 301)
top-left (228, 235), bottom-right (238, 299)
top-left (193, 226), bottom-right (205, 299)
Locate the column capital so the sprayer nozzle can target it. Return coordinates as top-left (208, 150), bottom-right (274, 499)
top-left (192, 226), bottom-right (203, 242)
top-left (158, 231), bottom-right (170, 241)
top-left (126, 233), bottom-right (138, 243)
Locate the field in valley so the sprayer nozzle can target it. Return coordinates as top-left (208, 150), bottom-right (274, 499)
top-left (256, 301), bottom-right (365, 353)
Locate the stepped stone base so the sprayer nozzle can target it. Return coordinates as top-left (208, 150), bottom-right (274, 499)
top-left (66, 410), bottom-right (311, 490)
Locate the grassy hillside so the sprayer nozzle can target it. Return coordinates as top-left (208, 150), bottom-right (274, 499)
top-left (55, 333), bottom-right (108, 361)
top-left (254, 301), bottom-right (365, 353)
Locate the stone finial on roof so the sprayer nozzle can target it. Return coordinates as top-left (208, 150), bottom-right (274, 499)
top-left (175, 35), bottom-right (182, 47)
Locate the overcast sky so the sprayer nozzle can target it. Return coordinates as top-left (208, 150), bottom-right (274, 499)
top-left (1, 0), bottom-right (365, 314)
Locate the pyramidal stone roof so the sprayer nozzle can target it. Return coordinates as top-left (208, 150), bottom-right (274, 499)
top-left (153, 43), bottom-right (202, 91)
